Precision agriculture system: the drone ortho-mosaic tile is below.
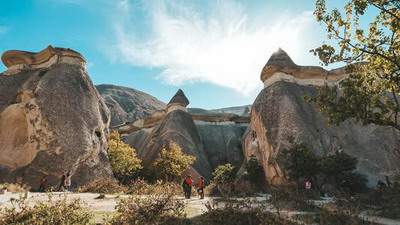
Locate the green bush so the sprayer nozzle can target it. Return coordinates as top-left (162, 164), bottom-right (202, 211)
top-left (212, 164), bottom-right (236, 184)
top-left (279, 142), bottom-right (367, 194)
top-left (360, 185), bottom-right (400, 219)
top-left (78, 178), bottom-right (127, 194)
top-left (108, 131), bottom-right (142, 184)
top-left (198, 198), bottom-right (296, 225)
top-left (244, 156), bottom-right (265, 186)
top-left (0, 195), bottom-right (93, 225)
top-left (279, 143), bottom-right (320, 183)
top-left (126, 179), bottom-right (182, 196)
top-left (151, 142), bottom-right (196, 182)
top-left (107, 188), bottom-right (188, 225)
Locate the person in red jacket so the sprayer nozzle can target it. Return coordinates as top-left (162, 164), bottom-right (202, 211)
top-left (197, 176), bottom-right (205, 199)
top-left (182, 175), bottom-right (193, 199)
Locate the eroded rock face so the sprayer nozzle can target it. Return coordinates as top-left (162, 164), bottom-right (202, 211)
top-left (125, 110), bottom-right (213, 180)
top-left (0, 63), bottom-right (113, 188)
top-left (96, 84), bottom-right (166, 127)
top-left (196, 124), bottom-right (246, 169)
top-left (243, 81), bottom-right (399, 186)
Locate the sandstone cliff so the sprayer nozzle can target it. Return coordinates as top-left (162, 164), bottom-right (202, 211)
top-left (0, 46), bottom-right (114, 188)
top-left (243, 49), bottom-right (399, 186)
top-left (96, 84), bottom-right (165, 127)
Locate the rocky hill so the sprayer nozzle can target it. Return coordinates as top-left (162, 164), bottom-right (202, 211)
top-left (0, 46), bottom-right (114, 188)
top-left (242, 49), bottom-right (399, 186)
top-left (96, 84), bottom-right (166, 127)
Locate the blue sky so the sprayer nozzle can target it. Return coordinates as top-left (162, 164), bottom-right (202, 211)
top-left (0, 0), bottom-right (354, 109)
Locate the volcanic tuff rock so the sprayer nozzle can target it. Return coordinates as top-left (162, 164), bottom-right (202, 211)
top-left (96, 84), bottom-right (165, 126)
top-left (123, 89), bottom-right (248, 180)
top-left (0, 46), bottom-right (114, 188)
top-left (243, 49), bottom-right (399, 186)
top-left (125, 109), bottom-right (213, 179)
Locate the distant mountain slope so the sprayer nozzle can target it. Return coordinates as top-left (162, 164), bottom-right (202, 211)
top-left (210, 105), bottom-right (251, 116)
top-left (96, 84), bottom-right (166, 126)
top-left (188, 105), bottom-right (251, 116)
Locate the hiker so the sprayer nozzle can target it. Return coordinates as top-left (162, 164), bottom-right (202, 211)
top-left (182, 175), bottom-right (193, 199)
top-left (64, 171), bottom-right (72, 192)
top-left (38, 176), bottom-right (48, 192)
top-left (57, 171), bottom-right (66, 191)
top-left (197, 176), bottom-right (205, 199)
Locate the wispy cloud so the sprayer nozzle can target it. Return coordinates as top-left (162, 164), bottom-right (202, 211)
top-left (109, 1), bottom-right (317, 95)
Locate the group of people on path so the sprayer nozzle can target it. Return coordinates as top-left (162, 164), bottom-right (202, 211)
top-left (182, 175), bottom-right (205, 199)
top-left (38, 171), bottom-right (72, 192)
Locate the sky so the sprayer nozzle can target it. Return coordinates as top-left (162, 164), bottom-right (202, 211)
top-left (0, 0), bottom-right (355, 109)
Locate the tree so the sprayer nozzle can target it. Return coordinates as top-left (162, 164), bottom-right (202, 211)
top-left (245, 156), bottom-right (265, 185)
top-left (279, 143), bottom-right (321, 184)
top-left (212, 163), bottom-right (237, 184)
top-left (108, 131), bottom-right (142, 184)
top-left (310, 0), bottom-right (400, 131)
top-left (152, 142), bottom-right (196, 182)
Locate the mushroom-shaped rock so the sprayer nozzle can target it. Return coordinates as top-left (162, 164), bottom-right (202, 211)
top-left (261, 48), bottom-right (299, 82)
top-left (1, 45), bottom-right (85, 75)
top-left (167, 89), bottom-right (189, 112)
top-left (0, 46), bottom-right (113, 188)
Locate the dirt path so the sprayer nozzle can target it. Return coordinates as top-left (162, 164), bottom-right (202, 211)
top-left (1, 192), bottom-right (399, 225)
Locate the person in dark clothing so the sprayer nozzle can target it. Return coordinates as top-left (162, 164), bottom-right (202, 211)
top-left (58, 172), bottom-right (66, 191)
top-left (38, 176), bottom-right (48, 192)
top-left (182, 175), bottom-right (193, 199)
top-left (64, 171), bottom-right (72, 192)
top-left (197, 176), bottom-right (205, 199)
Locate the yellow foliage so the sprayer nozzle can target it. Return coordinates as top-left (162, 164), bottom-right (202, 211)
top-left (152, 142), bottom-right (196, 182)
top-left (107, 131), bottom-right (142, 183)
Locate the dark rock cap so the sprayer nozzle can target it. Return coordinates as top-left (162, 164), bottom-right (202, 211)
top-left (265, 48), bottom-right (297, 68)
top-left (168, 89), bottom-right (189, 107)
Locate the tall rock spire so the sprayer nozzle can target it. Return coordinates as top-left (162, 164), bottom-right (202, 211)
top-left (167, 89), bottom-right (189, 112)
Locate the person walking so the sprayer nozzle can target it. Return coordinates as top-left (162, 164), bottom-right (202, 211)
top-left (38, 176), bottom-right (48, 192)
top-left (182, 175), bottom-right (193, 199)
top-left (197, 176), bottom-right (205, 199)
top-left (64, 171), bottom-right (72, 192)
top-left (57, 171), bottom-right (66, 191)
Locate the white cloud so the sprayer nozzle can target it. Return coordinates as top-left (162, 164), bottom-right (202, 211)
top-left (111, 1), bottom-right (318, 95)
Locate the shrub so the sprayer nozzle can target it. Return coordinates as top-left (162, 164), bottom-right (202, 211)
top-left (279, 143), bottom-right (320, 184)
top-left (198, 198), bottom-right (296, 225)
top-left (78, 178), bottom-right (127, 194)
top-left (279, 142), bottom-right (367, 194)
top-left (107, 188), bottom-right (187, 225)
top-left (108, 131), bottom-right (142, 184)
top-left (359, 185), bottom-right (400, 219)
top-left (212, 164), bottom-right (236, 184)
top-left (127, 179), bottom-right (182, 196)
top-left (0, 183), bottom-right (29, 193)
top-left (0, 195), bottom-right (93, 225)
top-left (244, 156), bottom-right (265, 188)
top-left (151, 142), bottom-right (196, 182)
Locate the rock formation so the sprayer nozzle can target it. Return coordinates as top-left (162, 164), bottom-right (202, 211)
top-left (124, 89), bottom-right (213, 179)
top-left (243, 49), bottom-right (399, 186)
top-left (96, 84), bottom-right (165, 126)
top-left (123, 89), bottom-right (248, 180)
top-left (0, 46), bottom-right (114, 188)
